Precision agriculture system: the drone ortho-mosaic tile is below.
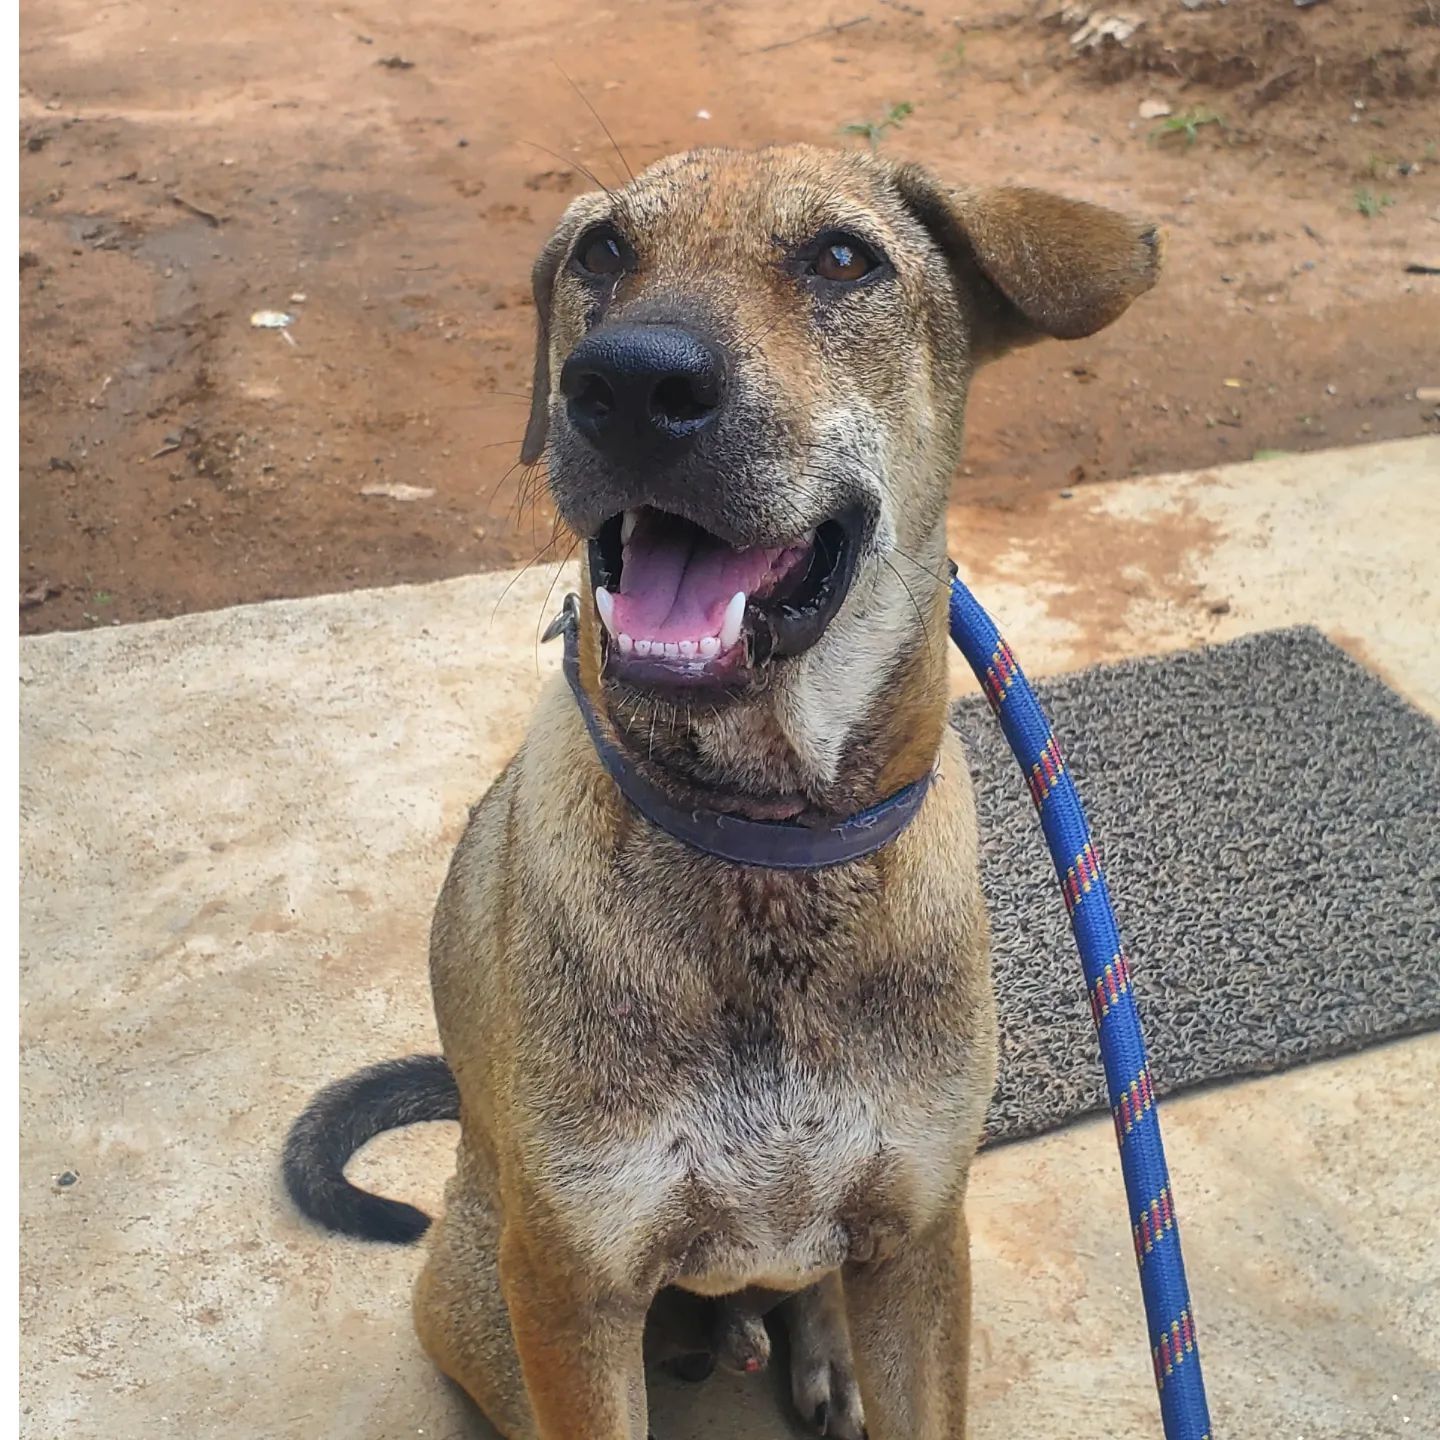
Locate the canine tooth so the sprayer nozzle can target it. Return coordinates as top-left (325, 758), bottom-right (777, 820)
top-left (678, 640), bottom-right (696, 658)
top-left (719, 592), bottom-right (746, 650)
top-left (635, 639), bottom-right (652, 657)
top-left (595, 586), bottom-right (617, 636)
top-left (621, 510), bottom-right (638, 545)
top-left (664, 642), bottom-right (680, 659)
top-left (699, 636), bottom-right (720, 658)
top-left (618, 633), bottom-right (634, 654)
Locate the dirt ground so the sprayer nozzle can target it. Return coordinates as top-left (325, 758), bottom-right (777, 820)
top-left (18, 0), bottom-right (1440, 634)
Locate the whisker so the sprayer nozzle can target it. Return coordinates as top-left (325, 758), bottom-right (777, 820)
top-left (429, 393), bottom-right (532, 408)
top-left (533, 535), bottom-right (581, 668)
top-left (486, 456), bottom-right (536, 511)
top-left (492, 526), bottom-right (566, 621)
top-left (516, 139), bottom-right (615, 200)
top-left (880, 552), bottom-right (945, 695)
top-left (554, 63), bottom-right (635, 185)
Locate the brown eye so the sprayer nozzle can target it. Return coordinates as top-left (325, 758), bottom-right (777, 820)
top-left (575, 228), bottom-right (626, 277)
top-left (813, 236), bottom-right (880, 283)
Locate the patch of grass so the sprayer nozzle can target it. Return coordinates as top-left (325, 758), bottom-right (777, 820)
top-left (841, 101), bottom-right (914, 153)
top-left (1252, 448), bottom-right (1293, 462)
top-left (940, 38), bottom-right (966, 71)
top-left (1149, 107), bottom-right (1223, 147)
top-left (92, 590), bottom-right (113, 606)
top-left (1353, 187), bottom-right (1396, 219)
top-left (1424, 142), bottom-right (1439, 163)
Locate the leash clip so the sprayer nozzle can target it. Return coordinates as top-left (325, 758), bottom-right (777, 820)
top-left (542, 592), bottom-right (581, 645)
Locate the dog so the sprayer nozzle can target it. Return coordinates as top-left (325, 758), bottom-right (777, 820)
top-left (284, 143), bottom-right (1159, 1439)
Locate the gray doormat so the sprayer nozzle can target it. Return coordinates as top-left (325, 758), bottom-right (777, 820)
top-left (954, 627), bottom-right (1440, 1145)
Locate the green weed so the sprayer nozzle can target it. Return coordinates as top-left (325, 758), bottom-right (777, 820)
top-left (841, 101), bottom-right (914, 153)
top-left (1149, 108), bottom-right (1223, 147)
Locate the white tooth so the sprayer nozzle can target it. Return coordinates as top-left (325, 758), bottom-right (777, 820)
top-left (595, 586), bottom-right (616, 636)
top-left (719, 592), bottom-right (746, 651)
top-left (618, 633), bottom-right (634, 654)
top-left (678, 640), bottom-right (696, 658)
top-left (635, 639), bottom-right (652, 656)
top-left (664, 642), bottom-right (680, 659)
top-left (699, 636), bottom-right (719, 658)
top-left (621, 510), bottom-right (638, 545)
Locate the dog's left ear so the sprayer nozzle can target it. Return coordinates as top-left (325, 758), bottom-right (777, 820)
top-left (892, 164), bottom-right (1162, 361)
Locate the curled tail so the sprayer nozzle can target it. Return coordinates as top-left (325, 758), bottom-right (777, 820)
top-left (282, 1055), bottom-right (459, 1244)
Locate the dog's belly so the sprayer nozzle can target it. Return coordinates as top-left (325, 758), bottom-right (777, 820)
top-left (541, 1067), bottom-right (976, 1293)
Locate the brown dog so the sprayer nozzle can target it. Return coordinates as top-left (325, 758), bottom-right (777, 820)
top-left (284, 144), bottom-right (1159, 1439)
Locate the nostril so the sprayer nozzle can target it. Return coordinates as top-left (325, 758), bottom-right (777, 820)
top-left (651, 373), bottom-right (717, 428)
top-left (572, 371), bottom-right (615, 422)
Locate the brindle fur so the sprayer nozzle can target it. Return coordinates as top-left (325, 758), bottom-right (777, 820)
top-left (296, 144), bottom-right (1159, 1439)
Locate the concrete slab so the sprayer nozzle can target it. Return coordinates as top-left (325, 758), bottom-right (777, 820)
top-left (20, 438), bottom-right (1440, 1440)
top-left (946, 434), bottom-right (1440, 713)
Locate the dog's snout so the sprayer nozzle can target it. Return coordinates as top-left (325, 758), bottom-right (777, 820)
top-left (560, 324), bottom-right (724, 462)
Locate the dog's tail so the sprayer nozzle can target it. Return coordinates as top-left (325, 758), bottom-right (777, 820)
top-left (282, 1055), bottom-right (459, 1245)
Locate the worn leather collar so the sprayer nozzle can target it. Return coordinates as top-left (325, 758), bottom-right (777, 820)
top-left (546, 594), bottom-right (933, 870)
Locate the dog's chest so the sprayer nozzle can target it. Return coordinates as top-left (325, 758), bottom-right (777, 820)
top-left (526, 846), bottom-right (989, 1291)
top-left (542, 1048), bottom-right (975, 1294)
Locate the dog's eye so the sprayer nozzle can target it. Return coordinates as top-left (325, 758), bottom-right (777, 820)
top-left (812, 236), bottom-right (880, 283)
top-left (574, 228), bottom-right (627, 278)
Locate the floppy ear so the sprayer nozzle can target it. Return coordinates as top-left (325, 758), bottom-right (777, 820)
top-left (519, 219), bottom-right (581, 465)
top-left (892, 164), bottom-right (1162, 361)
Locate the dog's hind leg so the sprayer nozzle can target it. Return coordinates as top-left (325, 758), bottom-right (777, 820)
top-left (781, 1274), bottom-right (866, 1440)
top-left (413, 1167), bottom-right (536, 1440)
top-left (842, 1206), bottom-right (973, 1439)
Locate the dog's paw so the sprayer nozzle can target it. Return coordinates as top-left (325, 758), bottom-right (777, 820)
top-left (783, 1281), bottom-right (866, 1440)
top-left (791, 1357), bottom-right (866, 1440)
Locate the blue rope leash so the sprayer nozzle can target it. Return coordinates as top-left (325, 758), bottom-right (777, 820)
top-left (948, 570), bottom-right (1214, 1440)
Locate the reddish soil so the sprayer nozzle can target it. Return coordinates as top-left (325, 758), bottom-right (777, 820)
top-left (19, 0), bottom-right (1440, 634)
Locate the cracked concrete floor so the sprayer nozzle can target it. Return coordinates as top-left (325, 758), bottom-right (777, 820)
top-left (19, 438), bottom-right (1440, 1439)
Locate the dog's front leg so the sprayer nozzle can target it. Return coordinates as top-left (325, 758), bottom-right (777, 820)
top-left (500, 1222), bottom-right (651, 1440)
top-left (843, 1205), bottom-right (974, 1438)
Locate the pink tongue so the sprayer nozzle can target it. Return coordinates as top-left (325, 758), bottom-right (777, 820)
top-left (612, 519), bottom-right (793, 644)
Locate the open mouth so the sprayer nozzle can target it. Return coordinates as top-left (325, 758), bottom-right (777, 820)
top-left (587, 505), bottom-right (865, 689)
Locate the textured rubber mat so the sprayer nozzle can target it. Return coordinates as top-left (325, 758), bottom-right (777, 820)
top-left (954, 627), bottom-right (1440, 1144)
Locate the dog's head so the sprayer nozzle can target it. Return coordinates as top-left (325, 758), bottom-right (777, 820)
top-left (524, 146), bottom-right (1158, 803)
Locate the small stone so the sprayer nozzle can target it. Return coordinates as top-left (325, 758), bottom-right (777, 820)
top-left (359, 482), bottom-right (435, 502)
top-left (54, 1170), bottom-right (79, 1189)
top-left (1138, 99), bottom-right (1171, 120)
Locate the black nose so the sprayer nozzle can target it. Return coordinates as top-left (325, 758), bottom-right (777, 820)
top-left (560, 324), bottom-right (725, 463)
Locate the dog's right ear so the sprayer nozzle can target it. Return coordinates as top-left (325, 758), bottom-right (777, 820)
top-left (521, 199), bottom-right (607, 465)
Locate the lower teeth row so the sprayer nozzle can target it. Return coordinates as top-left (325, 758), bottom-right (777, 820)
top-left (620, 635), bottom-right (722, 659)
